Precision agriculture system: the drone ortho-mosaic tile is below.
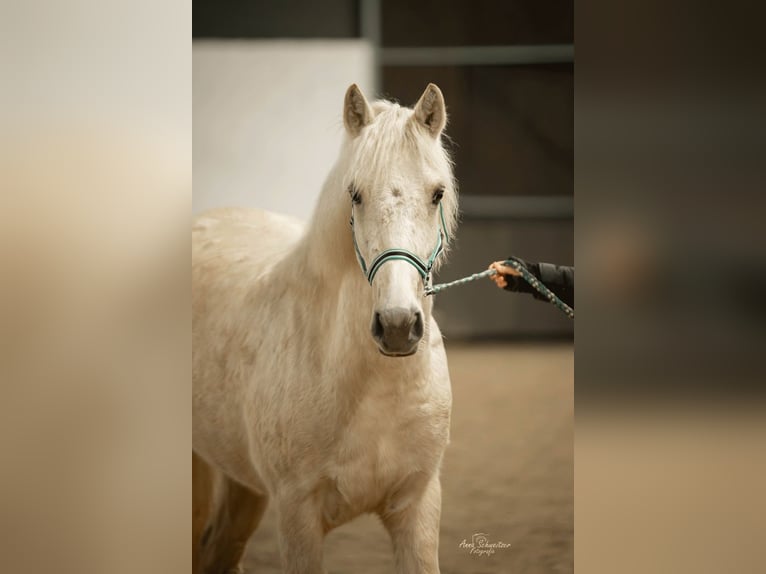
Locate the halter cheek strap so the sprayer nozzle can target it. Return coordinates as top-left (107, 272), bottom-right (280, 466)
top-left (350, 203), bottom-right (449, 288)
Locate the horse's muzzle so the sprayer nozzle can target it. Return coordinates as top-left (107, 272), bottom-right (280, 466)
top-left (371, 307), bottom-right (424, 356)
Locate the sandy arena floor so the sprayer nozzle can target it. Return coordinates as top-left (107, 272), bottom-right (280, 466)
top-left (243, 342), bottom-right (573, 574)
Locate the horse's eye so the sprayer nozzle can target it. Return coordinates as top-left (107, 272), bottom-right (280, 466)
top-left (349, 185), bottom-right (362, 205)
top-left (432, 187), bottom-right (445, 205)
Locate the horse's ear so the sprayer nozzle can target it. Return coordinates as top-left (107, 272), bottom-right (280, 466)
top-left (343, 84), bottom-right (373, 137)
top-left (412, 83), bottom-right (446, 138)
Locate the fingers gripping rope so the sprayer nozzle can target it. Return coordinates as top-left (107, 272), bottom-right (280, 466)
top-left (424, 258), bottom-right (574, 319)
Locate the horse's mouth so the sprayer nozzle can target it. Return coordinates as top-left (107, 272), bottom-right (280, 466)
top-left (378, 348), bottom-right (417, 358)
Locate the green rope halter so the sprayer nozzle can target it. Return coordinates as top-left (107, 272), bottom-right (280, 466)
top-left (350, 203), bottom-right (450, 288)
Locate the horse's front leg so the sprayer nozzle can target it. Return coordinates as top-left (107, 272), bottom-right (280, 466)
top-left (382, 474), bottom-right (442, 574)
top-left (275, 490), bottom-right (325, 574)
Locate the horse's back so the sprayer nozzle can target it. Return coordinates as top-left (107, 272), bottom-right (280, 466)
top-left (192, 207), bottom-right (304, 332)
top-left (193, 207), bottom-right (304, 271)
top-left (193, 207), bottom-right (303, 301)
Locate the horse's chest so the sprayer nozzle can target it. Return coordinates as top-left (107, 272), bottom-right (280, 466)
top-left (322, 392), bottom-right (447, 521)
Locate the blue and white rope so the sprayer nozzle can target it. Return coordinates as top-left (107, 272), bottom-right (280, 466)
top-left (425, 258), bottom-right (574, 319)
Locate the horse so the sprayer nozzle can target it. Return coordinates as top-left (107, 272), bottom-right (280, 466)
top-left (192, 83), bottom-right (458, 574)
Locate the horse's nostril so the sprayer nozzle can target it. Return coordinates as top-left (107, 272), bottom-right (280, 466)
top-left (372, 311), bottom-right (385, 340)
top-left (411, 311), bottom-right (424, 340)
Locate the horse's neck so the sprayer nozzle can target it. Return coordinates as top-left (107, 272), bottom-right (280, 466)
top-left (275, 168), bottom-right (372, 345)
top-left (293, 168), bottom-right (358, 285)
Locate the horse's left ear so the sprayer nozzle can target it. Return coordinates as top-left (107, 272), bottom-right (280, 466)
top-left (412, 83), bottom-right (447, 138)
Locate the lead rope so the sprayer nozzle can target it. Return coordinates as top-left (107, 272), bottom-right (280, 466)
top-left (424, 258), bottom-right (574, 320)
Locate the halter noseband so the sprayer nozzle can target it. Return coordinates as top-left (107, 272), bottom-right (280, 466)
top-left (350, 203), bottom-right (450, 290)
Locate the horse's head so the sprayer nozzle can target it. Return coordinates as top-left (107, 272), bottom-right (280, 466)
top-left (341, 83), bottom-right (457, 357)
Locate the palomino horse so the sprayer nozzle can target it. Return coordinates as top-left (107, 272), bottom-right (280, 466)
top-left (192, 83), bottom-right (458, 574)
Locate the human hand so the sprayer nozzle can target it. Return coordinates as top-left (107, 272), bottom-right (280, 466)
top-left (488, 261), bottom-right (520, 289)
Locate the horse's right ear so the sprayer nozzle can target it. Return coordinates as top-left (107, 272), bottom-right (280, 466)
top-left (343, 84), bottom-right (373, 137)
top-left (412, 83), bottom-right (446, 138)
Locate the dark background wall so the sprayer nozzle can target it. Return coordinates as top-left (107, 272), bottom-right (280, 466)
top-left (193, 0), bottom-right (360, 38)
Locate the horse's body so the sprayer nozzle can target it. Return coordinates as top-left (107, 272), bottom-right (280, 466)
top-left (193, 84), bottom-right (457, 574)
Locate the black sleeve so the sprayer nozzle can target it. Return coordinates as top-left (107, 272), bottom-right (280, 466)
top-left (502, 257), bottom-right (574, 308)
